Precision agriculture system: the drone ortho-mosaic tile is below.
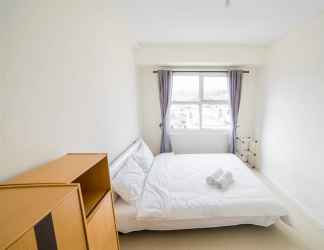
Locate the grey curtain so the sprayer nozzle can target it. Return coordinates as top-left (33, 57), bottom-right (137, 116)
top-left (157, 70), bottom-right (173, 153)
top-left (228, 70), bottom-right (243, 153)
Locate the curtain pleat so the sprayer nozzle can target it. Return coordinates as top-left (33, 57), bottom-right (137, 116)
top-left (157, 70), bottom-right (173, 153)
top-left (228, 70), bottom-right (243, 154)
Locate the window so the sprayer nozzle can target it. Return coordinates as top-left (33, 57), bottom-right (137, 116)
top-left (169, 73), bottom-right (231, 130)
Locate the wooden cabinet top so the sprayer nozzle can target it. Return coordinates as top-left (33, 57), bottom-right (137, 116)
top-left (3, 153), bottom-right (107, 184)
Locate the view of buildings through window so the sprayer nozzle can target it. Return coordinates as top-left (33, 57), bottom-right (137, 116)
top-left (169, 73), bottom-right (231, 130)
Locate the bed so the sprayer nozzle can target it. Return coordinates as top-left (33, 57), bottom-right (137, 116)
top-left (110, 140), bottom-right (288, 233)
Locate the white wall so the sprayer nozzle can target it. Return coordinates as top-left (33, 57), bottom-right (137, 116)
top-left (255, 13), bottom-right (324, 227)
top-left (137, 66), bottom-right (161, 154)
top-left (138, 66), bottom-right (258, 155)
top-left (0, 0), bottom-right (140, 181)
top-left (135, 44), bottom-right (266, 66)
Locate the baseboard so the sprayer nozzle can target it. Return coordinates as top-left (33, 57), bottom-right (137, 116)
top-left (258, 171), bottom-right (324, 230)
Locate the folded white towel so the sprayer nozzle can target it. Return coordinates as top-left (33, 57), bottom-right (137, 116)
top-left (206, 168), bottom-right (224, 185)
top-left (215, 171), bottom-right (234, 190)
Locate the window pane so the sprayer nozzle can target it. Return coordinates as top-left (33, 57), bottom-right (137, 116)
top-left (170, 104), bottom-right (200, 129)
top-left (203, 76), bottom-right (229, 101)
top-left (172, 75), bottom-right (199, 101)
top-left (202, 104), bottom-right (231, 129)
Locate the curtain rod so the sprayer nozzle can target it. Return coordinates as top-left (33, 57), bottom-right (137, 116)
top-left (152, 70), bottom-right (249, 74)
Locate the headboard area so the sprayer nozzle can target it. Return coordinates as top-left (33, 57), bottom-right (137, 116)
top-left (109, 138), bottom-right (142, 179)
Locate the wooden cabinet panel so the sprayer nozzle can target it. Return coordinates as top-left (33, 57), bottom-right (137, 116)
top-left (51, 189), bottom-right (88, 250)
top-left (87, 193), bottom-right (119, 250)
top-left (72, 156), bottom-right (110, 217)
top-left (7, 230), bottom-right (37, 250)
top-left (1, 185), bottom-right (89, 250)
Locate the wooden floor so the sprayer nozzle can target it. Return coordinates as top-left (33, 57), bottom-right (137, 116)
top-left (119, 222), bottom-right (310, 250)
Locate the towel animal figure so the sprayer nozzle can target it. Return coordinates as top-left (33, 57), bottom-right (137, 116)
top-left (206, 169), bottom-right (234, 190)
top-left (215, 171), bottom-right (234, 190)
top-left (206, 168), bottom-right (224, 185)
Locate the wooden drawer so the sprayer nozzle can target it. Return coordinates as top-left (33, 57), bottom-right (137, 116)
top-left (87, 192), bottom-right (119, 250)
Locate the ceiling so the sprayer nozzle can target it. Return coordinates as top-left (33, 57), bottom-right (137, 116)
top-left (110, 0), bottom-right (324, 45)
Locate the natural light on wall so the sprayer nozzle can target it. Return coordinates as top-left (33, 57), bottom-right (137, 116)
top-left (169, 73), bottom-right (231, 130)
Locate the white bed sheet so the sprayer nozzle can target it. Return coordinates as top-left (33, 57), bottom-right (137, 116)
top-left (114, 153), bottom-right (288, 233)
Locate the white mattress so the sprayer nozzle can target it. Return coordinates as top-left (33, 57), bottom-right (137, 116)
top-left (114, 153), bottom-right (288, 233)
top-left (115, 197), bottom-right (282, 233)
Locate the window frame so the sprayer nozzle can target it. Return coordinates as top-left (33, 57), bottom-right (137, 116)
top-left (169, 72), bottom-right (231, 132)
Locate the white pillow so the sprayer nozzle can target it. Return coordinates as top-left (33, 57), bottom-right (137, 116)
top-left (133, 140), bottom-right (154, 173)
top-left (112, 156), bottom-right (145, 204)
